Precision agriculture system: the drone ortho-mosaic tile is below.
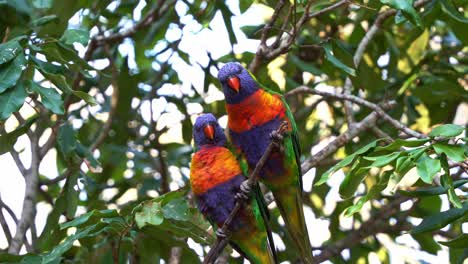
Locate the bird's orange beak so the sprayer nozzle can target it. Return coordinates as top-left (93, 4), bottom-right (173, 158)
top-left (227, 76), bottom-right (240, 93)
top-left (203, 125), bottom-right (215, 140)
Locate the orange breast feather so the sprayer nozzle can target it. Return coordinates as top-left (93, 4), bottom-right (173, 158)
top-left (190, 146), bottom-right (242, 194)
top-left (226, 89), bottom-right (286, 133)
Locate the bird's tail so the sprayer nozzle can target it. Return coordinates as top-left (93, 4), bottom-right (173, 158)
top-left (231, 232), bottom-right (276, 264)
top-left (273, 186), bottom-right (314, 263)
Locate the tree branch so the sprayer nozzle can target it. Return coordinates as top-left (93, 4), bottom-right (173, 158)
top-left (8, 133), bottom-right (40, 254)
top-left (287, 86), bottom-right (425, 138)
top-left (301, 101), bottom-right (396, 173)
top-left (203, 122), bottom-right (289, 263)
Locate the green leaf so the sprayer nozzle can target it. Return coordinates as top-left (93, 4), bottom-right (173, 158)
top-left (41, 224), bottom-right (99, 263)
top-left (439, 234), bottom-right (468, 248)
top-left (344, 170), bottom-right (393, 216)
top-left (75, 143), bottom-right (100, 168)
top-left (380, 0), bottom-right (422, 27)
top-left (32, 0), bottom-right (52, 9)
top-left (60, 29), bottom-right (90, 46)
top-left (162, 198), bottom-right (190, 221)
top-left (429, 124), bottom-right (465, 138)
top-left (30, 56), bottom-right (66, 75)
top-left (28, 81), bottom-right (64, 115)
top-left (397, 29), bottom-right (429, 74)
top-left (0, 53), bottom-right (26, 93)
top-left (135, 200), bottom-right (165, 228)
top-left (374, 138), bottom-right (429, 152)
top-left (0, 115), bottom-right (37, 155)
top-left (57, 123), bottom-right (77, 156)
top-left (416, 153), bottom-right (441, 184)
top-left (60, 209), bottom-right (119, 230)
top-left (440, 154), bottom-right (463, 208)
top-left (412, 233), bottom-right (441, 254)
top-left (395, 155), bottom-right (414, 177)
top-left (339, 166), bottom-right (370, 199)
top-left (363, 152), bottom-right (402, 167)
top-left (72, 91), bottom-right (97, 106)
top-left (0, 82), bottom-right (27, 120)
top-left (316, 140), bottom-right (381, 185)
top-left (0, 40), bottom-right (22, 65)
top-left (323, 42), bottom-right (356, 76)
top-left (433, 143), bottom-right (466, 163)
top-left (399, 180), bottom-right (468, 197)
top-left (440, 0), bottom-right (468, 23)
top-left (411, 203), bottom-right (468, 234)
top-left (30, 15), bottom-right (58, 27)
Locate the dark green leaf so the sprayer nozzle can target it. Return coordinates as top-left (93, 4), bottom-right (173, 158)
top-left (0, 82), bottom-right (27, 120)
top-left (28, 81), bottom-right (64, 115)
top-left (72, 91), bottom-right (97, 106)
top-left (30, 15), bottom-right (58, 27)
top-left (344, 170), bottom-right (393, 216)
top-left (399, 180), bottom-right (468, 197)
top-left (380, 0), bottom-right (422, 27)
top-left (363, 151), bottom-right (401, 167)
top-left (57, 123), bottom-right (77, 155)
top-left (440, 0), bottom-right (468, 23)
top-left (60, 29), bottom-right (90, 46)
top-left (429, 124), bottom-right (464, 138)
top-left (416, 153), bottom-right (441, 184)
top-left (41, 224), bottom-right (99, 263)
top-left (0, 53), bottom-right (26, 93)
top-left (0, 115), bottom-right (37, 155)
top-left (162, 198), bottom-right (190, 221)
top-left (412, 203), bottom-right (468, 234)
top-left (439, 234), bottom-right (468, 248)
top-left (323, 42), bottom-right (356, 76)
top-left (0, 40), bottom-right (22, 65)
top-left (60, 209), bottom-right (119, 229)
top-left (32, 0), bottom-right (52, 9)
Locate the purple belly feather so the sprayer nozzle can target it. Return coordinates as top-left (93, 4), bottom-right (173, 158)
top-left (195, 174), bottom-right (251, 231)
top-left (229, 117), bottom-right (286, 181)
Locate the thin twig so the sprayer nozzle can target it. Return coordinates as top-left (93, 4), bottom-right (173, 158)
top-left (203, 122), bottom-right (289, 263)
top-left (301, 101), bottom-right (396, 172)
top-left (287, 86), bottom-right (426, 138)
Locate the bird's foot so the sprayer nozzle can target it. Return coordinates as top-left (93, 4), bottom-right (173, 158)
top-left (216, 228), bottom-right (230, 239)
top-left (235, 180), bottom-right (251, 201)
top-left (270, 130), bottom-right (284, 152)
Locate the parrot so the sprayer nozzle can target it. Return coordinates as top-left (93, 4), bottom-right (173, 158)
top-left (190, 113), bottom-right (277, 264)
top-left (217, 62), bottom-right (314, 263)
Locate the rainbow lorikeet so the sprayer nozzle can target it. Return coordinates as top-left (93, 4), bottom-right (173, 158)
top-left (190, 113), bottom-right (277, 264)
top-left (217, 63), bottom-right (314, 263)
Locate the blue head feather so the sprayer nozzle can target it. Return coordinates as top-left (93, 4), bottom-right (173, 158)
top-left (193, 113), bottom-right (226, 148)
top-left (217, 62), bottom-right (259, 104)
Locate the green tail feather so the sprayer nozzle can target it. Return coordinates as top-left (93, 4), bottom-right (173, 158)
top-left (273, 186), bottom-right (314, 264)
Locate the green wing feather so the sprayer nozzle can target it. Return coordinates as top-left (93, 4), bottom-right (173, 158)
top-left (252, 74), bottom-right (303, 189)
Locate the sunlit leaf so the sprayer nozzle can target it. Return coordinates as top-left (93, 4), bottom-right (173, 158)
top-left (416, 153), bottom-right (441, 184)
top-left (429, 124), bottom-right (465, 138)
top-left (60, 29), bottom-right (90, 46)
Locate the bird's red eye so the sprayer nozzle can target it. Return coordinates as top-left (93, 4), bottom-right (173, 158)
top-left (203, 125), bottom-right (215, 140)
top-left (227, 76), bottom-right (240, 93)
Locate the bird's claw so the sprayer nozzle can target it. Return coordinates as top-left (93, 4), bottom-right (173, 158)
top-left (216, 229), bottom-right (229, 239)
top-left (235, 180), bottom-right (251, 201)
top-left (270, 130), bottom-right (285, 152)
